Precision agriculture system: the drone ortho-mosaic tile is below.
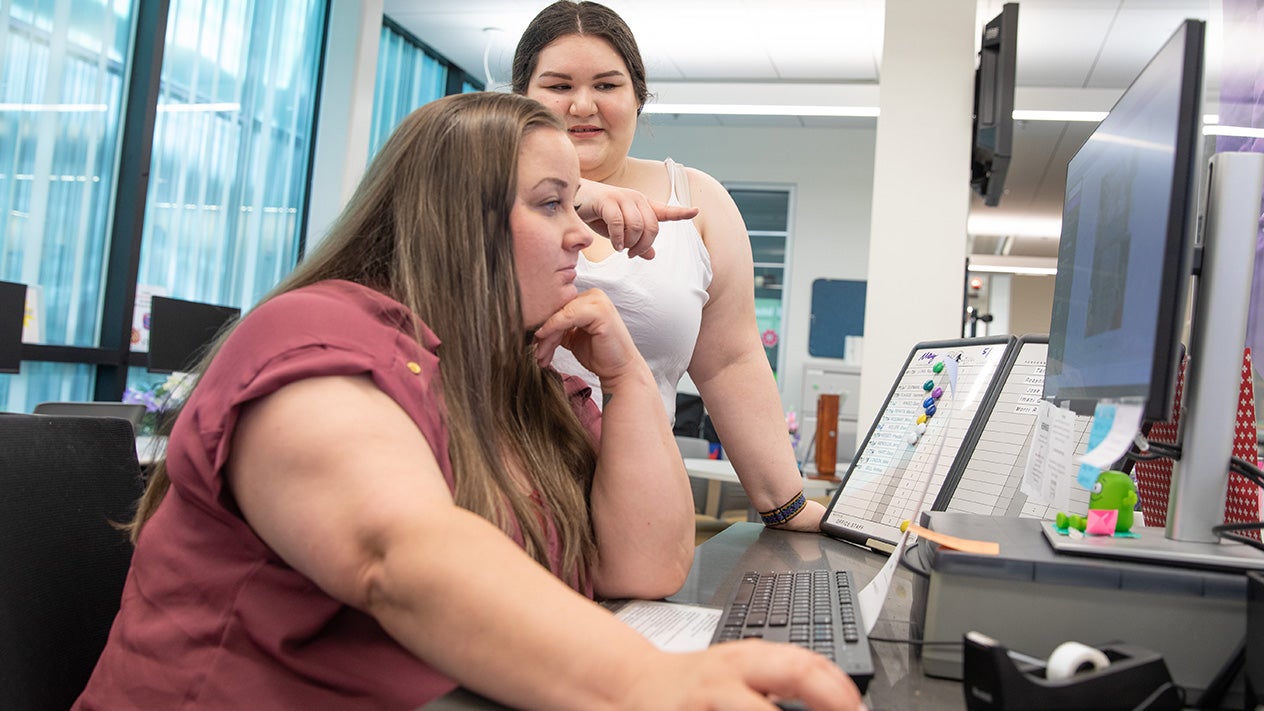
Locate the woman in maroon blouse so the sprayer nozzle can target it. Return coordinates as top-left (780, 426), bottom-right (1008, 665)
top-left (75, 92), bottom-right (862, 711)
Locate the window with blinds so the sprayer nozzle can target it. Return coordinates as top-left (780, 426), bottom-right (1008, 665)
top-left (727, 186), bottom-right (793, 378)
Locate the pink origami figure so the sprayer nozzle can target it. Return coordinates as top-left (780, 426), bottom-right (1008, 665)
top-left (1084, 508), bottom-right (1119, 536)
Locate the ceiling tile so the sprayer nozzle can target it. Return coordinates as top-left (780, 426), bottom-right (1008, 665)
top-left (749, 2), bottom-right (882, 81)
top-left (1009, 6), bottom-right (1117, 88)
top-left (1089, 7), bottom-right (1211, 88)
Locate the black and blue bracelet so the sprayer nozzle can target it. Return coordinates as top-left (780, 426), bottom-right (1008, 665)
top-left (759, 490), bottom-right (807, 526)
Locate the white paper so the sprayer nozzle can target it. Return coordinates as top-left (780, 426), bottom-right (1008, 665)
top-left (844, 335), bottom-right (864, 364)
top-left (22, 284), bottom-right (42, 343)
top-left (131, 284), bottom-right (169, 352)
top-left (1076, 401), bottom-right (1144, 489)
top-left (1079, 402), bottom-right (1144, 469)
top-left (1022, 401), bottom-right (1079, 512)
top-left (857, 353), bottom-right (957, 634)
top-left (612, 600), bottom-right (721, 653)
top-left (943, 354), bottom-right (960, 395)
top-left (1020, 402), bottom-right (1053, 503)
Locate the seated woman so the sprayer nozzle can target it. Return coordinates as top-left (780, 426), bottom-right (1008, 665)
top-left (75, 92), bottom-right (863, 711)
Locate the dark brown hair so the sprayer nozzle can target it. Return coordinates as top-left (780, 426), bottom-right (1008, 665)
top-left (512, 0), bottom-right (649, 113)
top-left (131, 93), bottom-right (599, 582)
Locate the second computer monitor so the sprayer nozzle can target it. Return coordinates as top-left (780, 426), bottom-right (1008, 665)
top-left (148, 296), bottom-right (240, 374)
top-left (0, 280), bottom-right (26, 373)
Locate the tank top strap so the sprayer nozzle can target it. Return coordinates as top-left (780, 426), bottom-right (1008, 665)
top-left (664, 158), bottom-right (691, 208)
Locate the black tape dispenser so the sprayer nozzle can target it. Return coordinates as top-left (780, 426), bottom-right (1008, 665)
top-left (962, 631), bottom-right (1183, 710)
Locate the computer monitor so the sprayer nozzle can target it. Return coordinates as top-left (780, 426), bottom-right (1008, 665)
top-left (147, 296), bottom-right (239, 374)
top-left (969, 3), bottom-right (1018, 207)
top-left (1043, 19), bottom-right (1204, 423)
top-left (0, 281), bottom-right (26, 373)
top-left (1042, 19), bottom-right (1264, 562)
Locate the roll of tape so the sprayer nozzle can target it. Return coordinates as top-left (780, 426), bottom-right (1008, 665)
top-left (1045, 641), bottom-right (1110, 681)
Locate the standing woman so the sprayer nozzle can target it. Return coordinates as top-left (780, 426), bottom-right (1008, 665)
top-left (514, 0), bottom-right (826, 531)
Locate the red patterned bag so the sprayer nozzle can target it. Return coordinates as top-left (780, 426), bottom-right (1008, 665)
top-left (1133, 349), bottom-right (1262, 539)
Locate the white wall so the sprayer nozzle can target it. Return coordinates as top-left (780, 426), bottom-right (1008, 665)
top-left (859, 0), bottom-right (976, 429)
top-left (1008, 275), bottom-right (1056, 336)
top-left (306, 0), bottom-right (382, 250)
top-left (630, 121), bottom-right (877, 416)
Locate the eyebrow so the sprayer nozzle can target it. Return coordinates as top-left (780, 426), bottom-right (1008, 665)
top-left (536, 70), bottom-right (626, 81)
top-left (530, 177), bottom-right (570, 192)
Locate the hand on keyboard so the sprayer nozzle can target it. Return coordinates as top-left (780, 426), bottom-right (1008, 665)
top-left (624, 638), bottom-right (866, 711)
top-left (711, 570), bottom-right (875, 691)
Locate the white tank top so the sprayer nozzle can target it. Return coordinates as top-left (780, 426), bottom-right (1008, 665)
top-left (550, 159), bottom-right (713, 423)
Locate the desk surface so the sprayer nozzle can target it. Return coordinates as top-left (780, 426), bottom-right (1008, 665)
top-left (682, 457), bottom-right (842, 496)
top-left (684, 458), bottom-right (843, 521)
top-left (135, 434), bottom-right (167, 466)
top-left (425, 524), bottom-right (964, 710)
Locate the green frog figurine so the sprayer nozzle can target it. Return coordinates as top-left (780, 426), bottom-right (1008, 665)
top-left (1055, 470), bottom-right (1139, 535)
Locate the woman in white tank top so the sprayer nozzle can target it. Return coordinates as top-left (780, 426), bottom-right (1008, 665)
top-left (514, 0), bottom-right (827, 533)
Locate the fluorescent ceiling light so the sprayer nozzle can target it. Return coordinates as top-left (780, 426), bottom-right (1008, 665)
top-left (643, 103), bottom-right (879, 118)
top-left (968, 213), bottom-right (1063, 239)
top-left (157, 102), bottom-right (241, 113)
top-left (1009, 110), bottom-right (1228, 125)
top-left (1203, 124), bottom-right (1264, 139)
top-left (632, 100), bottom-right (1257, 137)
top-left (968, 255), bottom-right (1059, 276)
top-left (0, 102), bottom-right (241, 113)
top-left (969, 263), bottom-right (1058, 276)
top-left (1012, 109), bottom-right (1107, 122)
top-left (0, 103), bottom-right (108, 112)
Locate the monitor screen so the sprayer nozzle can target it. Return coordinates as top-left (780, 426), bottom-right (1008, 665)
top-left (0, 280), bottom-right (25, 373)
top-left (970, 3), bottom-right (1018, 207)
top-left (1043, 20), bottom-right (1204, 422)
top-left (148, 296), bottom-right (240, 374)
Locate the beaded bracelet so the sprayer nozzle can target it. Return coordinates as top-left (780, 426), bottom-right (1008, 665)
top-left (759, 490), bottom-right (807, 527)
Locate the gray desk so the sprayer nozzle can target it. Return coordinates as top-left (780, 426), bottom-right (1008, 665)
top-left (425, 524), bottom-right (965, 710)
top-left (135, 434), bottom-right (167, 466)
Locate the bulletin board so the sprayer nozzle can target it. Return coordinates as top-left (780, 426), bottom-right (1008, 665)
top-left (808, 279), bottom-right (866, 358)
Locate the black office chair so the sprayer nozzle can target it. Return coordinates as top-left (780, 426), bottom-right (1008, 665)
top-left (0, 413), bottom-right (143, 710)
top-left (33, 401), bottom-right (146, 433)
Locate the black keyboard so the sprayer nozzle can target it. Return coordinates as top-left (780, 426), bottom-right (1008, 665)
top-left (710, 570), bottom-right (874, 693)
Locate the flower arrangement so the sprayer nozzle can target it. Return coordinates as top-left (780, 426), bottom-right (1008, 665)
top-left (123, 372), bottom-right (196, 435)
top-left (786, 409), bottom-right (801, 453)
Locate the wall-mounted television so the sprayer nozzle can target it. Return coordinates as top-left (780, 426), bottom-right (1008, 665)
top-left (970, 3), bottom-right (1019, 207)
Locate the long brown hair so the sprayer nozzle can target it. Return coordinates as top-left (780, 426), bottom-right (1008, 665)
top-left (131, 93), bottom-right (599, 582)
top-left (512, 0), bottom-right (650, 114)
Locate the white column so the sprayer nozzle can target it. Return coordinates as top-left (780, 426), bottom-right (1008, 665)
top-left (858, 0), bottom-right (977, 429)
top-left (304, 0), bottom-right (383, 250)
